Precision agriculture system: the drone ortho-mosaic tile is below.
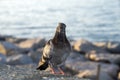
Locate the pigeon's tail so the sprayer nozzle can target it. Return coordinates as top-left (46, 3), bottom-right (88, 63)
top-left (36, 55), bottom-right (50, 70)
top-left (36, 61), bottom-right (48, 70)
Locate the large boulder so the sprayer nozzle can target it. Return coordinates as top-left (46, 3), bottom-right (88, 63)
top-left (0, 53), bottom-right (6, 64)
top-left (73, 39), bottom-right (109, 54)
top-left (66, 59), bottom-right (119, 80)
top-left (6, 54), bottom-right (33, 65)
top-left (17, 38), bottom-right (46, 50)
top-left (65, 52), bottom-right (119, 80)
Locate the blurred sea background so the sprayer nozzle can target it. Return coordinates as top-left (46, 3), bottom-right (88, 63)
top-left (0, 0), bottom-right (120, 42)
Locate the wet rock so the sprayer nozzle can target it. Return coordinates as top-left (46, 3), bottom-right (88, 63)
top-left (6, 54), bottom-right (33, 65)
top-left (18, 38), bottom-right (46, 50)
top-left (73, 39), bottom-right (108, 54)
top-left (28, 48), bottom-right (43, 63)
top-left (0, 53), bottom-right (6, 64)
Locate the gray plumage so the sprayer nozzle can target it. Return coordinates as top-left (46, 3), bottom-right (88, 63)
top-left (37, 23), bottom-right (71, 74)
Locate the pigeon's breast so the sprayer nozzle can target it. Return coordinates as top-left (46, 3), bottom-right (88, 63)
top-left (51, 48), bottom-right (70, 65)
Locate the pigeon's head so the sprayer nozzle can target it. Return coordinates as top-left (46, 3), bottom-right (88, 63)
top-left (56, 23), bottom-right (66, 33)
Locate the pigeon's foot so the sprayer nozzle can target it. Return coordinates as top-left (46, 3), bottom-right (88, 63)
top-left (50, 67), bottom-right (65, 75)
top-left (58, 67), bottom-right (65, 75)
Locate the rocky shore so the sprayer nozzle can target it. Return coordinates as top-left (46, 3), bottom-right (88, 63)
top-left (0, 35), bottom-right (120, 80)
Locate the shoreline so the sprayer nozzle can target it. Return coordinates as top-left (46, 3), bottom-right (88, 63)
top-left (0, 35), bottom-right (120, 80)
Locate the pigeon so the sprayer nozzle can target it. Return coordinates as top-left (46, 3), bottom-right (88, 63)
top-left (36, 23), bottom-right (71, 74)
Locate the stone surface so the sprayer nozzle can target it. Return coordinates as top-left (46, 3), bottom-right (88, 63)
top-left (6, 54), bottom-right (33, 65)
top-left (0, 64), bottom-right (83, 80)
top-left (73, 39), bottom-right (108, 54)
top-left (0, 53), bottom-right (6, 64)
top-left (6, 37), bottom-right (27, 43)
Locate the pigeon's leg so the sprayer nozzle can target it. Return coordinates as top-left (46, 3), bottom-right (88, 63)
top-left (50, 65), bottom-right (62, 74)
top-left (58, 67), bottom-right (65, 75)
top-left (49, 62), bottom-right (63, 74)
top-left (50, 65), bottom-right (65, 75)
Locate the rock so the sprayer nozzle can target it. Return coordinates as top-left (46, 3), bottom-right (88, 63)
top-left (113, 57), bottom-right (120, 67)
top-left (0, 35), bottom-right (13, 41)
top-left (28, 48), bottom-right (43, 63)
top-left (85, 52), bottom-right (120, 64)
top-left (67, 51), bottom-right (87, 62)
top-left (0, 53), bottom-right (6, 64)
top-left (65, 57), bottom-right (119, 80)
top-left (94, 41), bottom-right (120, 53)
top-left (0, 43), bottom-right (7, 55)
top-left (0, 35), bottom-right (27, 43)
top-left (1, 41), bottom-right (20, 50)
top-left (105, 64), bottom-right (119, 80)
top-left (0, 41), bottom-right (29, 56)
top-left (93, 42), bottom-right (107, 48)
top-left (18, 38), bottom-right (46, 50)
top-left (6, 54), bottom-right (33, 65)
top-left (73, 39), bottom-right (109, 54)
top-left (6, 37), bottom-right (27, 43)
top-left (106, 41), bottom-right (120, 53)
top-left (98, 72), bottom-right (113, 80)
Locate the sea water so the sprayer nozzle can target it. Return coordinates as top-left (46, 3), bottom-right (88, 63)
top-left (0, 0), bottom-right (120, 42)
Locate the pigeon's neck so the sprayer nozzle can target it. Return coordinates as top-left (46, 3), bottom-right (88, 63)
top-left (52, 31), bottom-right (68, 44)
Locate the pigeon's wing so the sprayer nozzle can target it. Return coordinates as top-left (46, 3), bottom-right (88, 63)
top-left (36, 39), bottom-right (53, 70)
